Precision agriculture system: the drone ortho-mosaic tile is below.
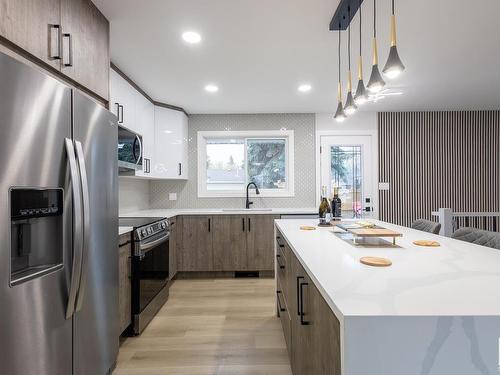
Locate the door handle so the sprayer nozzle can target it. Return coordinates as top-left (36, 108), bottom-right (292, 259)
top-left (300, 282), bottom-right (310, 325)
top-left (64, 139), bottom-right (84, 320)
top-left (242, 217), bottom-right (245, 232)
top-left (248, 218), bottom-right (251, 232)
top-left (74, 141), bottom-right (90, 313)
top-left (62, 33), bottom-right (73, 67)
top-left (208, 218), bottom-right (211, 232)
top-left (276, 290), bottom-right (286, 312)
top-left (178, 163), bottom-right (182, 176)
top-left (119, 104), bottom-right (124, 123)
top-left (49, 24), bottom-right (62, 60)
top-left (296, 276), bottom-right (304, 316)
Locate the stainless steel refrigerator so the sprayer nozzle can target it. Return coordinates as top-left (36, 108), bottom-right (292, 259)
top-left (0, 51), bottom-right (119, 374)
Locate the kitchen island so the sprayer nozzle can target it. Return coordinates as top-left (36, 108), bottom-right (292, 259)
top-left (275, 219), bottom-right (500, 375)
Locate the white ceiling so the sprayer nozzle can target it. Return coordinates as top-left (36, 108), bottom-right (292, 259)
top-left (94, 0), bottom-right (500, 114)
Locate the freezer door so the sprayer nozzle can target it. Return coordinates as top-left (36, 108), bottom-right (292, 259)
top-left (72, 91), bottom-right (119, 375)
top-left (0, 53), bottom-right (73, 374)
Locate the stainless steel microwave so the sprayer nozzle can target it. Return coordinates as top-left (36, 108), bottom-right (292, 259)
top-left (118, 125), bottom-right (143, 173)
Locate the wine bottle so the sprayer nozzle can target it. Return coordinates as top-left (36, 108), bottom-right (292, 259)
top-left (332, 187), bottom-right (342, 219)
top-left (318, 186), bottom-right (329, 224)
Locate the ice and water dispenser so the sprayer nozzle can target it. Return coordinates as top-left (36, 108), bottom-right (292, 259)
top-left (10, 188), bottom-right (64, 286)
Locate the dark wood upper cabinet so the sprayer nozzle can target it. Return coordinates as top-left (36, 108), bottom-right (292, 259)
top-left (60, 0), bottom-right (109, 100)
top-left (0, 0), bottom-right (61, 69)
top-left (179, 216), bottom-right (214, 272)
top-left (0, 0), bottom-right (109, 101)
top-left (212, 215), bottom-right (247, 271)
top-left (247, 215), bottom-right (279, 271)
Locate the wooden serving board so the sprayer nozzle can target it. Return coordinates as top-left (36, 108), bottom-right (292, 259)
top-left (348, 228), bottom-right (403, 237)
top-left (360, 256), bottom-right (392, 267)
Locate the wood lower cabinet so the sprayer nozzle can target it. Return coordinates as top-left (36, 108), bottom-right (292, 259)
top-left (0, 0), bottom-right (61, 69)
top-left (179, 216), bottom-right (213, 271)
top-left (60, 0), bottom-right (109, 100)
top-left (169, 216), bottom-right (179, 279)
top-left (277, 229), bottom-right (341, 375)
top-left (247, 214), bottom-right (279, 271)
top-left (118, 233), bottom-right (132, 334)
top-left (212, 215), bottom-right (247, 271)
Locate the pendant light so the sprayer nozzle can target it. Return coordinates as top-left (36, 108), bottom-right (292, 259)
top-left (354, 0), bottom-right (368, 105)
top-left (367, 0), bottom-right (385, 93)
top-left (383, 0), bottom-right (405, 78)
top-left (344, 6), bottom-right (357, 115)
top-left (334, 25), bottom-right (347, 122)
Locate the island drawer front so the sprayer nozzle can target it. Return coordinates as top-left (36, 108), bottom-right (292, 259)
top-left (277, 278), bottom-right (292, 354)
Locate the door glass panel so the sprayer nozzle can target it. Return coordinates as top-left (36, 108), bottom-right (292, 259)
top-left (330, 146), bottom-right (362, 218)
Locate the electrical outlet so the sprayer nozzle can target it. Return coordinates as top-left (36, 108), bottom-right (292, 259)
top-left (169, 193), bottom-right (177, 201)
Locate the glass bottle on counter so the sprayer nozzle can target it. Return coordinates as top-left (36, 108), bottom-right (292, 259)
top-left (318, 186), bottom-right (331, 224)
top-left (331, 186), bottom-right (342, 220)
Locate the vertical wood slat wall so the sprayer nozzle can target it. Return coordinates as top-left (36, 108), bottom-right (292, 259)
top-left (378, 111), bottom-right (500, 231)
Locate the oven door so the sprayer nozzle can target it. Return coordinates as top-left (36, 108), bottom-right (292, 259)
top-left (132, 232), bottom-right (169, 313)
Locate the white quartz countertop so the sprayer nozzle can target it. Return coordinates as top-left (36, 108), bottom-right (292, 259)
top-left (120, 207), bottom-right (317, 219)
top-left (118, 226), bottom-right (134, 236)
top-left (276, 219), bottom-right (500, 317)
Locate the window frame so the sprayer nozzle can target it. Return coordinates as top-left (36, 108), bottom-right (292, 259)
top-left (197, 130), bottom-right (295, 198)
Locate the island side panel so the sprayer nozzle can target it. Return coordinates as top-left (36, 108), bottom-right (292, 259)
top-left (343, 315), bottom-right (500, 375)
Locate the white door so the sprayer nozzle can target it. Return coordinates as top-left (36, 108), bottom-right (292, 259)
top-left (320, 135), bottom-right (376, 219)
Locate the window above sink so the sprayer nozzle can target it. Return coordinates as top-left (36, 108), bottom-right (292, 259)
top-left (197, 130), bottom-right (295, 198)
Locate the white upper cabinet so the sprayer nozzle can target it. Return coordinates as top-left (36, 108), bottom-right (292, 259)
top-left (153, 107), bottom-right (189, 180)
top-left (109, 69), bottom-right (137, 133)
top-left (134, 91), bottom-right (155, 177)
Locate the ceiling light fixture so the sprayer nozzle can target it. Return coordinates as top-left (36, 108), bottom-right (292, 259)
top-left (383, 0), bottom-right (405, 79)
top-left (334, 25), bottom-right (347, 123)
top-left (367, 0), bottom-right (386, 93)
top-left (298, 84), bottom-right (312, 93)
top-left (204, 84), bottom-right (219, 93)
top-left (354, 0), bottom-right (368, 105)
top-left (344, 6), bottom-right (357, 115)
top-left (182, 31), bottom-right (201, 44)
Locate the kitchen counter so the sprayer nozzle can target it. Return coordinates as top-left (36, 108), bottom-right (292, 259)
top-left (120, 207), bottom-right (317, 219)
top-left (276, 218), bottom-right (500, 375)
top-left (118, 226), bottom-right (134, 236)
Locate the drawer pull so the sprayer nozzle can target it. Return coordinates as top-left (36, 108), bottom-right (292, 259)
top-left (276, 290), bottom-right (286, 312)
top-left (300, 282), bottom-right (310, 325)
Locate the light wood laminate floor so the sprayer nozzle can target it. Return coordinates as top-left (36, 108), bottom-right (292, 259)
top-left (114, 278), bottom-right (292, 375)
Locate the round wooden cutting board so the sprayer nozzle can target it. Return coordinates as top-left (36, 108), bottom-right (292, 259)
top-left (300, 226), bottom-right (316, 231)
top-left (360, 256), bottom-right (392, 267)
top-left (413, 240), bottom-right (440, 247)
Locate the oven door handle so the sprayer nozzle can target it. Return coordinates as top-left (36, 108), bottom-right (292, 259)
top-left (139, 233), bottom-right (169, 252)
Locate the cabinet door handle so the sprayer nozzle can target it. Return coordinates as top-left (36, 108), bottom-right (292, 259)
top-left (276, 254), bottom-right (285, 269)
top-left (50, 24), bottom-right (62, 60)
top-left (296, 276), bottom-right (304, 316)
top-left (248, 218), bottom-right (251, 232)
top-left (62, 33), bottom-right (73, 67)
top-left (242, 217), bottom-right (245, 232)
top-left (208, 218), bottom-right (211, 232)
top-left (276, 290), bottom-right (286, 312)
top-left (178, 163), bottom-right (182, 176)
top-left (119, 105), bottom-right (124, 123)
top-left (300, 282), bottom-right (310, 325)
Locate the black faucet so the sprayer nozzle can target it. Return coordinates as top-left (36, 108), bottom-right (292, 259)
top-left (246, 182), bottom-right (260, 209)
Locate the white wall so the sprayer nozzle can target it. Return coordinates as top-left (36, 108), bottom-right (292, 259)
top-left (119, 178), bottom-right (150, 214)
top-left (315, 111), bottom-right (377, 132)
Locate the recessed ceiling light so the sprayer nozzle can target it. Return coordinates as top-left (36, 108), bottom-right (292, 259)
top-left (205, 84), bottom-right (219, 93)
top-left (182, 31), bottom-right (201, 44)
top-left (298, 84), bottom-right (312, 93)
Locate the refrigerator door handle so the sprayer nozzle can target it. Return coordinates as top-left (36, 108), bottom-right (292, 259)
top-left (74, 141), bottom-right (91, 313)
top-left (65, 138), bottom-right (84, 320)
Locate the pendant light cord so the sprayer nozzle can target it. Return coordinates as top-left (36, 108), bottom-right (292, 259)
top-left (359, 0), bottom-right (362, 56)
top-left (348, 7), bottom-right (351, 70)
top-left (373, 0), bottom-right (376, 38)
top-left (338, 23), bottom-right (341, 83)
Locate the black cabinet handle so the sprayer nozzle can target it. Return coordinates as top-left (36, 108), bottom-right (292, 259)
top-left (178, 163), bottom-right (182, 176)
top-left (276, 254), bottom-right (285, 269)
top-left (208, 218), bottom-right (211, 232)
top-left (62, 33), bottom-right (73, 67)
top-left (276, 239), bottom-right (284, 248)
top-left (296, 276), bottom-right (304, 316)
top-left (276, 290), bottom-right (286, 312)
top-left (248, 218), bottom-right (251, 232)
top-left (120, 105), bottom-right (124, 123)
top-left (300, 282), bottom-right (310, 325)
top-left (50, 25), bottom-right (62, 60)
top-left (242, 217), bottom-right (245, 232)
